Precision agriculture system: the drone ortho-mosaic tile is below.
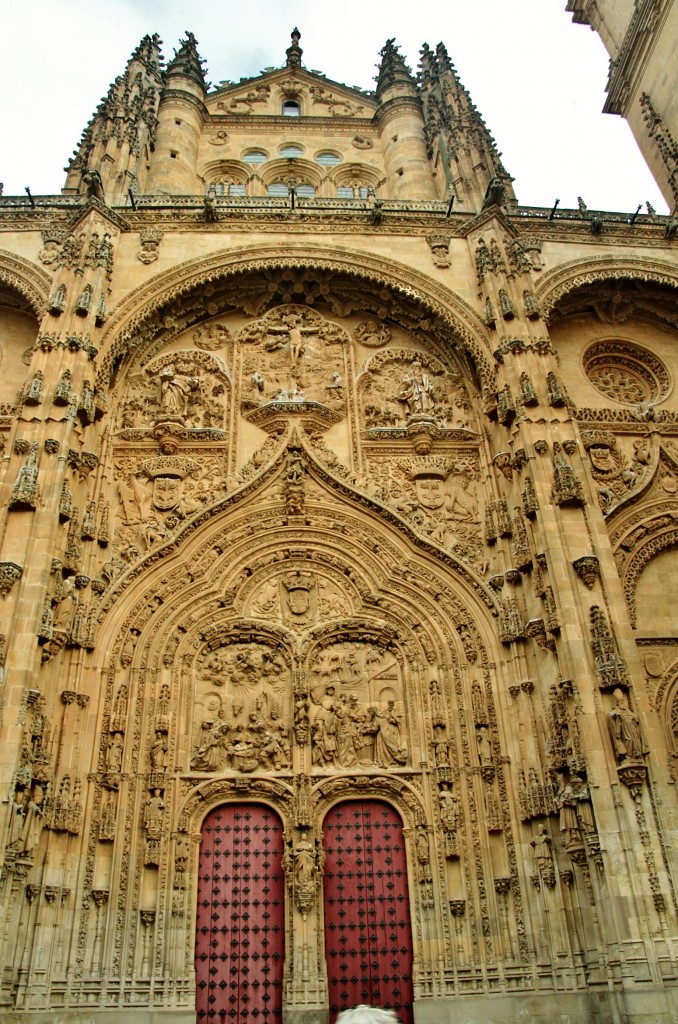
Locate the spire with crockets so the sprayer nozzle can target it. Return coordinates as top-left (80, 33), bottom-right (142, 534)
top-left (64, 34), bottom-right (164, 199)
top-left (419, 41), bottom-right (516, 212)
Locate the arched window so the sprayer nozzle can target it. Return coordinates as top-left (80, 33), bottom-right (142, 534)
top-left (337, 185), bottom-right (371, 199)
top-left (315, 151), bottom-right (341, 166)
top-left (242, 149), bottom-right (268, 164)
top-left (279, 144), bottom-right (304, 159)
top-left (282, 99), bottom-right (301, 116)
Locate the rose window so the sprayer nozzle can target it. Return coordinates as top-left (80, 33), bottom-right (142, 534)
top-left (583, 341), bottom-right (670, 406)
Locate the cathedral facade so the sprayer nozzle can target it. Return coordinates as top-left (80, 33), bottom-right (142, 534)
top-left (0, 27), bottom-right (678, 1024)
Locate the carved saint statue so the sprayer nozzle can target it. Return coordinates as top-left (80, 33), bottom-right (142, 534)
top-left (143, 789), bottom-right (164, 834)
top-left (158, 364), bottom-right (198, 419)
top-left (105, 731), bottom-right (124, 773)
top-left (531, 826), bottom-right (555, 884)
top-left (149, 730), bottom-right (168, 770)
top-left (18, 785), bottom-right (45, 855)
top-left (609, 689), bottom-right (645, 762)
top-left (398, 359), bottom-right (436, 417)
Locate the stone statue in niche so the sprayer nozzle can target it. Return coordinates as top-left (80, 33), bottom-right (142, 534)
top-left (556, 775), bottom-right (597, 849)
top-left (105, 732), bottom-right (124, 774)
top-left (159, 364), bottom-right (199, 418)
top-left (191, 641), bottom-right (292, 773)
top-left (238, 304), bottom-right (347, 414)
top-left (117, 350), bottom-right (230, 433)
top-left (360, 348), bottom-right (473, 431)
top-left (398, 359), bottom-right (436, 417)
top-left (308, 641), bottom-right (408, 769)
top-left (531, 826), bottom-right (555, 887)
top-left (609, 689), bottom-right (647, 762)
top-left (149, 730), bottom-right (168, 770)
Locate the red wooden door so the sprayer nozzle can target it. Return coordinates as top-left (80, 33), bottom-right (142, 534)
top-left (323, 800), bottom-right (414, 1024)
top-left (196, 804), bottom-right (285, 1023)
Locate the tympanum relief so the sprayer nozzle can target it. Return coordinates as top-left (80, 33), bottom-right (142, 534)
top-left (237, 304), bottom-right (348, 429)
top-left (117, 350), bottom-right (230, 437)
top-left (101, 301), bottom-right (484, 594)
top-left (188, 624), bottom-right (409, 776)
top-left (191, 641), bottom-right (292, 773)
top-left (308, 642), bottom-right (408, 769)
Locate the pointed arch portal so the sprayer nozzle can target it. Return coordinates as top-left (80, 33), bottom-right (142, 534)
top-left (323, 800), bottom-right (414, 1024)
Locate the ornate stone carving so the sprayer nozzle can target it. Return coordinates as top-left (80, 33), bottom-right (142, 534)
top-left (426, 234), bottom-right (451, 268)
top-left (360, 348), bottom-right (473, 432)
top-left (0, 562), bottom-right (22, 596)
top-left (609, 688), bottom-right (647, 763)
top-left (309, 642), bottom-right (408, 770)
top-left (191, 641), bottom-right (291, 773)
top-left (552, 442), bottom-right (584, 507)
top-left (138, 227), bottom-right (164, 264)
top-left (583, 340), bottom-right (670, 406)
top-left (9, 442), bottom-right (40, 510)
top-left (572, 555), bottom-right (600, 589)
top-left (531, 827), bottom-right (556, 888)
top-left (590, 606), bottom-right (628, 690)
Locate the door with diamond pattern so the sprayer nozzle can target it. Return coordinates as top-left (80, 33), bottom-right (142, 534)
top-left (196, 804), bottom-right (285, 1023)
top-left (323, 800), bottom-right (414, 1023)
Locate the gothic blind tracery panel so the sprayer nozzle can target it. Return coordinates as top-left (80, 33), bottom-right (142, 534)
top-left (196, 804), bottom-right (285, 1023)
top-left (323, 800), bottom-right (414, 1024)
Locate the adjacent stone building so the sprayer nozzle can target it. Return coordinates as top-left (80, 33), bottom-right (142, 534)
top-left (566, 0), bottom-right (678, 212)
top-left (0, 26), bottom-right (678, 1024)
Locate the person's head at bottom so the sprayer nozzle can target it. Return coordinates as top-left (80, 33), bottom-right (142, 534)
top-left (336, 1007), bottom-right (401, 1024)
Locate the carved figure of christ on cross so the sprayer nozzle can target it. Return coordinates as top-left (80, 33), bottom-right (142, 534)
top-left (263, 314), bottom-right (316, 391)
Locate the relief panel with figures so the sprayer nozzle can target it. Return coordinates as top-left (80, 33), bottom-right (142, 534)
top-left (358, 348), bottom-right (475, 433)
top-left (360, 450), bottom-right (483, 568)
top-left (191, 641), bottom-right (292, 773)
top-left (308, 641), bottom-right (409, 770)
top-left (117, 350), bottom-right (231, 435)
top-left (237, 304), bottom-right (348, 416)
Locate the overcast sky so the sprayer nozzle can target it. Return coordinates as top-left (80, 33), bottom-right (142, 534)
top-left (0, 0), bottom-right (669, 212)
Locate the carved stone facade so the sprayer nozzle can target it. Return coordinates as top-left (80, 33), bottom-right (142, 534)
top-left (0, 26), bottom-right (678, 1024)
